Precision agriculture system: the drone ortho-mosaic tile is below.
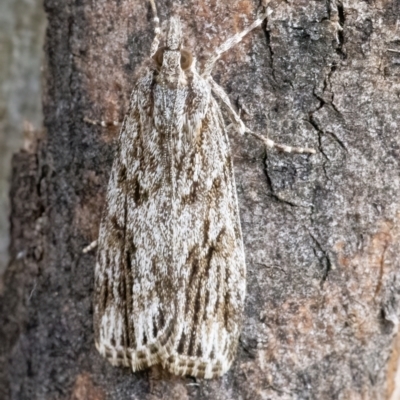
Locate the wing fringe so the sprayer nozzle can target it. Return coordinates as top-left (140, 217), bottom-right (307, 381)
top-left (95, 333), bottom-right (235, 379)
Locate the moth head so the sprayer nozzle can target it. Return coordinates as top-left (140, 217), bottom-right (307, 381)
top-left (153, 17), bottom-right (193, 83)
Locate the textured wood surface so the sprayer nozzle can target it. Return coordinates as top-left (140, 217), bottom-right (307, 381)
top-left (1, 0), bottom-right (400, 399)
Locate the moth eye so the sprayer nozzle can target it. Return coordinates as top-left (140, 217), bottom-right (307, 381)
top-left (180, 50), bottom-right (193, 70)
top-left (153, 47), bottom-right (165, 68)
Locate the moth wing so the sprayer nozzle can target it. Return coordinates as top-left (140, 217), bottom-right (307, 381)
top-left (94, 72), bottom-right (177, 370)
top-left (161, 96), bottom-right (246, 379)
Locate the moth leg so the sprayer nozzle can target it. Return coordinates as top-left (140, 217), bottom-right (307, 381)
top-left (83, 240), bottom-right (98, 254)
top-left (201, 7), bottom-right (272, 77)
top-left (209, 77), bottom-right (316, 154)
top-left (148, 0), bottom-right (161, 56)
top-left (83, 116), bottom-right (120, 128)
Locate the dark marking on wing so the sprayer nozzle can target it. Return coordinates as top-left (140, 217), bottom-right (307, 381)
top-left (224, 293), bottom-right (231, 331)
top-left (133, 182), bottom-right (141, 204)
top-left (177, 331), bottom-right (186, 354)
top-left (158, 309), bottom-right (165, 331)
top-left (149, 344), bottom-right (158, 354)
top-left (209, 348), bottom-right (215, 360)
top-left (100, 268), bottom-right (109, 313)
top-left (119, 258), bottom-right (129, 348)
top-left (110, 215), bottom-right (123, 232)
top-left (118, 165), bottom-right (127, 182)
top-left (152, 316), bottom-right (159, 338)
top-left (187, 333), bottom-right (196, 357)
top-left (203, 290), bottom-right (210, 321)
top-left (214, 281), bottom-right (221, 315)
top-left (203, 218), bottom-right (210, 246)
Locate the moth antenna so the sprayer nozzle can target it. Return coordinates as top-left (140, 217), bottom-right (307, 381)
top-left (149, 0), bottom-right (161, 56)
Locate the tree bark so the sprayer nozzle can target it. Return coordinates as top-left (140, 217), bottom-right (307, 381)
top-left (1, 0), bottom-right (400, 399)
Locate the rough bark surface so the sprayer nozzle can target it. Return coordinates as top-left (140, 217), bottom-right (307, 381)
top-left (0, 0), bottom-right (46, 274)
top-left (1, 0), bottom-right (400, 399)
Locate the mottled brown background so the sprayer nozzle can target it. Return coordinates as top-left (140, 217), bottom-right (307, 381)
top-left (1, 0), bottom-right (400, 399)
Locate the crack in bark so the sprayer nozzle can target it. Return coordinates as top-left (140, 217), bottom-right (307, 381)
top-left (328, 71), bottom-right (343, 115)
top-left (263, 152), bottom-right (314, 208)
top-left (325, 130), bottom-right (347, 152)
top-left (263, 167), bottom-right (299, 207)
top-left (333, 2), bottom-right (346, 59)
top-left (263, 152), bottom-right (300, 208)
top-left (262, 19), bottom-right (277, 83)
top-left (309, 232), bottom-right (333, 287)
top-left (67, 14), bottom-right (75, 109)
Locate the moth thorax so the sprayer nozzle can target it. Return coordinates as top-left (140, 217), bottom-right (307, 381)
top-left (162, 51), bottom-right (181, 77)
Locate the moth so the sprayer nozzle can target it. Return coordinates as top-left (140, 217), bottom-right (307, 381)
top-left (85, 0), bottom-right (315, 379)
